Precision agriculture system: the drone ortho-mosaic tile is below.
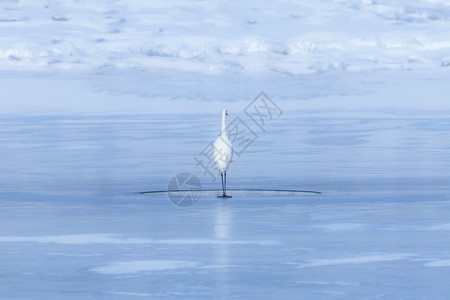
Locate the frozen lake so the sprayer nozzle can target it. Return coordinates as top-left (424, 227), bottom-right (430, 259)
top-left (2, 0), bottom-right (450, 298)
top-left (1, 70), bottom-right (450, 299)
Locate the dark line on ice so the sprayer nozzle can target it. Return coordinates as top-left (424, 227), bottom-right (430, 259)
top-left (140, 188), bottom-right (321, 195)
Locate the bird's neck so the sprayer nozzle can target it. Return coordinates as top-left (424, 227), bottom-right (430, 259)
top-left (221, 113), bottom-right (226, 136)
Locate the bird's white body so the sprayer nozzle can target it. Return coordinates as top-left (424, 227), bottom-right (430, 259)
top-left (214, 109), bottom-right (232, 197)
top-left (213, 134), bottom-right (232, 172)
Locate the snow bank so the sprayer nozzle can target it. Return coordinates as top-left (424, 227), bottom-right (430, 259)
top-left (1, 0), bottom-right (450, 74)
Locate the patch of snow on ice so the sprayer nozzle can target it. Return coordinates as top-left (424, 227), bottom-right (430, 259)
top-left (314, 223), bottom-right (366, 231)
top-left (92, 260), bottom-right (199, 275)
top-left (294, 280), bottom-right (358, 286)
top-left (424, 260), bottom-right (450, 267)
top-left (106, 291), bottom-right (160, 297)
top-left (0, 234), bottom-right (148, 244)
top-left (422, 223), bottom-right (450, 231)
top-left (298, 253), bottom-right (416, 268)
top-left (0, 234), bottom-right (278, 245)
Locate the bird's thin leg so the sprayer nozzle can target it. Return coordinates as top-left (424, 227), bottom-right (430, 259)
top-left (221, 172), bottom-right (225, 196)
top-left (224, 172), bottom-right (227, 196)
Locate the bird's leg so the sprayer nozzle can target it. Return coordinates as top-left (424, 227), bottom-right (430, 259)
top-left (221, 172), bottom-right (225, 196)
top-left (224, 172), bottom-right (227, 196)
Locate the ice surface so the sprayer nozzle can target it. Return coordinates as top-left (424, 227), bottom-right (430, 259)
top-left (2, 0), bottom-right (450, 299)
top-left (2, 195), bottom-right (450, 299)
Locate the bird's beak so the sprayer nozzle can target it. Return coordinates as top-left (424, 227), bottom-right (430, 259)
top-left (226, 111), bottom-right (228, 116)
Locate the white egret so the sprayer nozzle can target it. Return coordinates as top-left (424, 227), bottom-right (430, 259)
top-left (214, 109), bottom-right (233, 198)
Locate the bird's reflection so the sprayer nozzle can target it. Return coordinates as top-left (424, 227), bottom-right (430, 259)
top-left (215, 202), bottom-right (231, 240)
top-left (214, 201), bottom-right (232, 264)
top-left (214, 201), bottom-right (232, 292)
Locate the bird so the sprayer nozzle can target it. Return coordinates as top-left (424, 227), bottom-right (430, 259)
top-left (214, 109), bottom-right (233, 198)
